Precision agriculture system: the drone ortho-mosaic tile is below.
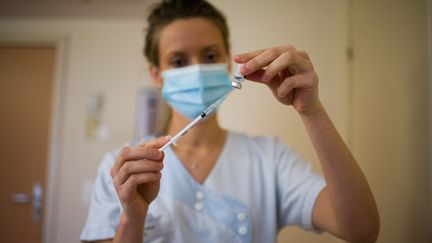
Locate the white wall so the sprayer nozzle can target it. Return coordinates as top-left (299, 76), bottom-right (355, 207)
top-left (0, 1), bottom-right (349, 240)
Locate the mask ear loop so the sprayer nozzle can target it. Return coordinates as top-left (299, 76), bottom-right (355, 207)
top-left (232, 64), bottom-right (245, 89)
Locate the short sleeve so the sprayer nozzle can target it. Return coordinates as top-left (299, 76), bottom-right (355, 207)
top-left (275, 139), bottom-right (326, 231)
top-left (80, 152), bottom-right (121, 242)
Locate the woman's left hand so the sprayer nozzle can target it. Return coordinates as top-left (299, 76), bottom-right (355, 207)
top-left (233, 45), bottom-right (320, 115)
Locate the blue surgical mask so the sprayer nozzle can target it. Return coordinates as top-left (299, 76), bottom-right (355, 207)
top-left (161, 63), bottom-right (233, 120)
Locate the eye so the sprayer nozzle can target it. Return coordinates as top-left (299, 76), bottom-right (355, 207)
top-left (169, 57), bottom-right (188, 68)
top-left (203, 51), bottom-right (219, 63)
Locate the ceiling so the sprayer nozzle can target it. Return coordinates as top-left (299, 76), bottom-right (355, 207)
top-left (0, 0), bottom-right (159, 18)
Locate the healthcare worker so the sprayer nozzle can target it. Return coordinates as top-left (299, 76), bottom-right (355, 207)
top-left (81, 0), bottom-right (380, 242)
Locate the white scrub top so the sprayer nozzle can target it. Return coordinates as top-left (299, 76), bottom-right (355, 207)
top-left (80, 131), bottom-right (326, 243)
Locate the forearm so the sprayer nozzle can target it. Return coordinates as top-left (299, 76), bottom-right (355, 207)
top-left (300, 101), bottom-right (379, 241)
top-left (113, 211), bottom-right (147, 243)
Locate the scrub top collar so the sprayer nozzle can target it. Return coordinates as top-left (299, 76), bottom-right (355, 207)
top-left (165, 131), bottom-right (231, 186)
top-left (158, 132), bottom-right (252, 242)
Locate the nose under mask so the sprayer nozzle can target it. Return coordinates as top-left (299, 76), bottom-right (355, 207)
top-left (161, 63), bottom-right (233, 120)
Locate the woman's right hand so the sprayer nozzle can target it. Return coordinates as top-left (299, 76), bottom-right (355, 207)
top-left (110, 136), bottom-right (170, 221)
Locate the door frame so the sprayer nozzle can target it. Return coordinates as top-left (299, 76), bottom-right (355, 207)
top-left (428, 0), bottom-right (432, 235)
top-left (0, 35), bottom-right (68, 243)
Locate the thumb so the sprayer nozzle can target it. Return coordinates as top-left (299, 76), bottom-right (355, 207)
top-left (243, 69), bottom-right (266, 84)
top-left (140, 136), bottom-right (171, 149)
top-left (244, 69), bottom-right (282, 92)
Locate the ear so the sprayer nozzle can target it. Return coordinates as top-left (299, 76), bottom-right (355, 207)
top-left (148, 64), bottom-right (163, 88)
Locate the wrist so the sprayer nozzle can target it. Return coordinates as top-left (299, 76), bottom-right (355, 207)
top-left (114, 209), bottom-right (147, 243)
top-left (298, 99), bottom-right (325, 118)
top-left (121, 206), bottom-right (148, 227)
top-left (120, 213), bottom-right (146, 230)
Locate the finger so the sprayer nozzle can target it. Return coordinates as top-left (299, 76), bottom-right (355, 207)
top-left (111, 137), bottom-right (168, 178)
top-left (117, 172), bottom-right (161, 201)
top-left (241, 46), bottom-right (296, 76)
top-left (242, 69), bottom-right (285, 93)
top-left (111, 146), bottom-right (163, 177)
top-left (243, 69), bottom-right (266, 83)
top-left (234, 45), bottom-right (296, 64)
top-left (298, 50), bottom-right (310, 60)
top-left (123, 172), bottom-right (161, 190)
top-left (233, 49), bottom-right (265, 63)
top-left (276, 74), bottom-right (309, 98)
top-left (114, 160), bottom-right (164, 186)
top-left (263, 51), bottom-right (312, 82)
top-left (240, 48), bottom-right (284, 76)
top-left (140, 136), bottom-right (171, 149)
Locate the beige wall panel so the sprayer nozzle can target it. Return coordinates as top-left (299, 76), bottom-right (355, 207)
top-left (351, 0), bottom-right (430, 242)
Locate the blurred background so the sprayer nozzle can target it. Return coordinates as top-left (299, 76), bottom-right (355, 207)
top-left (0, 0), bottom-right (430, 242)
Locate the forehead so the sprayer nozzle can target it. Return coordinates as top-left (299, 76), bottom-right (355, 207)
top-left (158, 17), bottom-right (225, 55)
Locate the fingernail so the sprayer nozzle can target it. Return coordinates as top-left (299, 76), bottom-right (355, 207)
top-left (155, 150), bottom-right (163, 159)
top-left (262, 74), bottom-right (270, 82)
top-left (240, 65), bottom-right (250, 75)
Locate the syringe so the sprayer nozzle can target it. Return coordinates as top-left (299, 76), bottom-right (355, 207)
top-left (158, 65), bottom-right (244, 151)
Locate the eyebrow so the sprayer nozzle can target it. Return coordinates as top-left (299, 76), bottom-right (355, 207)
top-left (203, 44), bottom-right (223, 52)
top-left (164, 43), bottom-right (225, 61)
top-left (167, 51), bottom-right (186, 57)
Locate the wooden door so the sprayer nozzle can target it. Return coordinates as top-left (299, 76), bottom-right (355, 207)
top-left (0, 46), bottom-right (55, 243)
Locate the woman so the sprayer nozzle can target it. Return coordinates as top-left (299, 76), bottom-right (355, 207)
top-left (81, 0), bottom-right (379, 242)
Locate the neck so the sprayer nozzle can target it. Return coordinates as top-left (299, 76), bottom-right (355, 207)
top-left (167, 110), bottom-right (226, 149)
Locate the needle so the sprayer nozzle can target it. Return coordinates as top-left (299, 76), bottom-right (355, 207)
top-left (158, 89), bottom-right (232, 151)
top-left (158, 64), bottom-right (244, 151)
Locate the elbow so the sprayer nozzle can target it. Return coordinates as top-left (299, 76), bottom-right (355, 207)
top-left (366, 223), bottom-right (380, 243)
top-left (352, 228), bottom-right (379, 243)
top-left (345, 218), bottom-right (380, 243)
